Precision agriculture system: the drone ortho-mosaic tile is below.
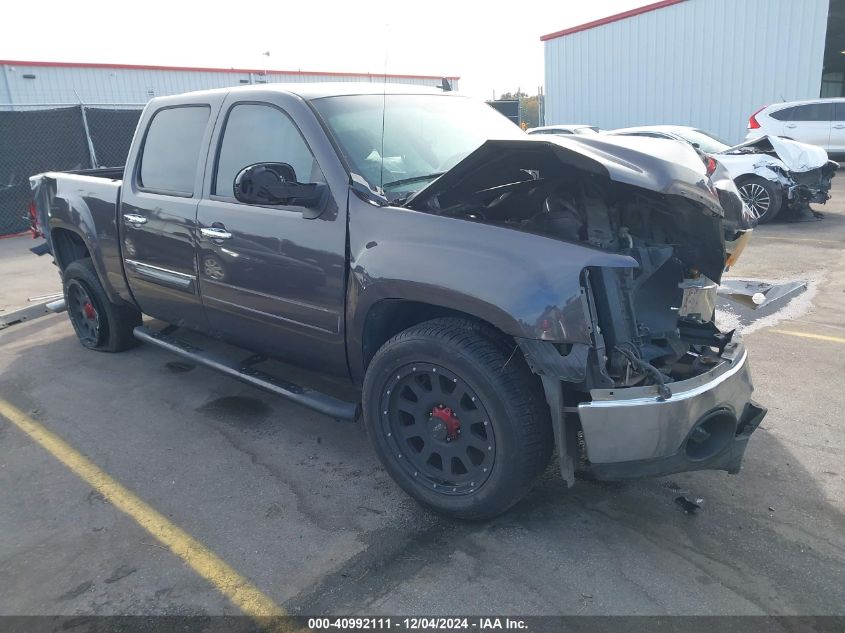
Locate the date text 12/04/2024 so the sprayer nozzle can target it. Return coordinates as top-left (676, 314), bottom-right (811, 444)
top-left (307, 618), bottom-right (528, 630)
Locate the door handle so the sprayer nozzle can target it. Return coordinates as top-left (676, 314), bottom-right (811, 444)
top-left (785, 123), bottom-right (797, 128)
top-left (123, 213), bottom-right (147, 225)
top-left (200, 227), bottom-right (233, 240)
top-left (833, 124), bottom-right (845, 129)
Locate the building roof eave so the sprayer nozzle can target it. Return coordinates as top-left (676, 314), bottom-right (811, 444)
top-left (540, 0), bottom-right (687, 42)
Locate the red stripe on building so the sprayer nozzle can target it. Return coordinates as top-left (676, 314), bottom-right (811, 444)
top-left (540, 0), bottom-right (687, 41)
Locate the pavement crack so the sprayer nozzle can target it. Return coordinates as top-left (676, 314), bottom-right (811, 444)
top-left (206, 420), bottom-right (337, 530)
top-left (283, 512), bottom-right (471, 615)
top-left (104, 565), bottom-right (137, 584)
top-left (56, 580), bottom-right (94, 602)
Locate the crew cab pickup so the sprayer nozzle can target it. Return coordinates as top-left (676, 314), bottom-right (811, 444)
top-left (30, 84), bottom-right (766, 519)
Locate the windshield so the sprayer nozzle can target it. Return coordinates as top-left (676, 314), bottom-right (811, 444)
top-left (671, 128), bottom-right (730, 154)
top-left (311, 94), bottom-right (524, 195)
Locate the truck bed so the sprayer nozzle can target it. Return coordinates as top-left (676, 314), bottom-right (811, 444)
top-left (62, 166), bottom-right (125, 180)
top-left (29, 169), bottom-right (130, 304)
top-left (30, 167), bottom-right (123, 232)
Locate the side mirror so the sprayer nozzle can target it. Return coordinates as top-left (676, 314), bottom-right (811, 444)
top-left (233, 162), bottom-right (324, 210)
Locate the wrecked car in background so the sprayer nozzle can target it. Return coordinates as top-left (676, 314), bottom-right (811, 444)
top-left (609, 125), bottom-right (837, 223)
top-left (30, 85), bottom-right (765, 519)
top-left (526, 124), bottom-right (602, 136)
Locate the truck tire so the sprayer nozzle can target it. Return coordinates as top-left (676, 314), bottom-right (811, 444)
top-left (63, 258), bottom-right (141, 352)
top-left (736, 175), bottom-right (783, 224)
top-left (362, 318), bottom-right (553, 520)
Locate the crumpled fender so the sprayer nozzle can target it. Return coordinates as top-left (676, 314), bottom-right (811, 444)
top-left (345, 198), bottom-right (637, 380)
top-left (714, 152), bottom-right (786, 182)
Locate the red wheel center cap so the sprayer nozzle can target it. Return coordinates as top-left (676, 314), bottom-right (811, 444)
top-left (430, 405), bottom-right (460, 441)
top-left (83, 301), bottom-right (96, 320)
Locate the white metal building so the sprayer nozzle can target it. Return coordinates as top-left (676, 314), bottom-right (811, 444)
top-left (542, 0), bottom-right (837, 143)
top-left (0, 60), bottom-right (459, 110)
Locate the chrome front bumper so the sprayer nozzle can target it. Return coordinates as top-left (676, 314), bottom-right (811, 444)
top-left (578, 341), bottom-right (765, 480)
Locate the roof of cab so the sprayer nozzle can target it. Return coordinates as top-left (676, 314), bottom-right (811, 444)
top-left (258, 82), bottom-right (455, 100)
top-left (151, 82), bottom-right (457, 104)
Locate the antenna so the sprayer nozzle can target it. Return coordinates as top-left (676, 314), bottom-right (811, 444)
top-left (380, 22), bottom-right (389, 192)
top-left (74, 89), bottom-right (99, 169)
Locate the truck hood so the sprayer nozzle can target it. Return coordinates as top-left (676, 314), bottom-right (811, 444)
top-left (406, 135), bottom-right (726, 218)
top-left (720, 135), bottom-right (829, 173)
top-left (404, 135), bottom-right (754, 238)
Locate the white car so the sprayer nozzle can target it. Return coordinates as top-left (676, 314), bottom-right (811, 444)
top-left (745, 98), bottom-right (845, 155)
top-left (608, 125), bottom-right (837, 223)
top-left (527, 124), bottom-right (601, 136)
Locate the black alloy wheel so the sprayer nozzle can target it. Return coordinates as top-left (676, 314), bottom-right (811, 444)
top-left (66, 278), bottom-right (104, 348)
top-left (62, 258), bottom-right (141, 352)
top-left (363, 318), bottom-right (553, 520)
top-left (378, 362), bottom-right (496, 495)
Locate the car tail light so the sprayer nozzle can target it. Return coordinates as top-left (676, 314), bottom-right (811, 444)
top-left (747, 106), bottom-right (766, 130)
top-left (704, 156), bottom-right (718, 176)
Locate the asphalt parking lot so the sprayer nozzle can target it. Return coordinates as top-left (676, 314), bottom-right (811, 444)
top-left (1, 185), bottom-right (844, 619)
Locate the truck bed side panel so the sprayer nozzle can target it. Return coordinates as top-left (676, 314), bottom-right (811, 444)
top-left (35, 172), bottom-right (135, 306)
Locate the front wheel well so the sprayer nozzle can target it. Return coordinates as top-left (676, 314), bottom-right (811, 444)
top-left (361, 300), bottom-right (511, 372)
top-left (51, 228), bottom-right (90, 271)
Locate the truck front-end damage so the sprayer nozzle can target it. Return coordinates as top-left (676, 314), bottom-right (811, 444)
top-left (518, 193), bottom-right (766, 482)
top-left (408, 134), bottom-right (765, 484)
top-left (577, 340), bottom-right (765, 479)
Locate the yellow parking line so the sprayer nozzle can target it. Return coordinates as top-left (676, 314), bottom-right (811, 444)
top-left (0, 399), bottom-right (287, 625)
top-left (752, 235), bottom-right (842, 245)
top-left (773, 330), bottom-right (845, 344)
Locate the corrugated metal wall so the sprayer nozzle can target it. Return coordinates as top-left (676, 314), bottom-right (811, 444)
top-left (0, 63), bottom-right (458, 110)
top-left (543, 0), bottom-right (829, 143)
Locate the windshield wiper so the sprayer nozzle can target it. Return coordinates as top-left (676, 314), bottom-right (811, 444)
top-left (382, 172), bottom-right (445, 189)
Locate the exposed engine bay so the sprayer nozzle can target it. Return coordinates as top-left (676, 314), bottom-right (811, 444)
top-left (407, 136), bottom-right (747, 394)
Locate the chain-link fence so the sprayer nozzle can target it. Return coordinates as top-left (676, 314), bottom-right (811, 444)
top-left (0, 104), bottom-right (143, 235)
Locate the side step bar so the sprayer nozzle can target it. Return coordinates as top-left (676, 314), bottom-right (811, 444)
top-left (133, 326), bottom-right (358, 421)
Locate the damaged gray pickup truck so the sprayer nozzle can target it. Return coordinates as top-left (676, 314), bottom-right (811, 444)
top-left (30, 84), bottom-right (766, 519)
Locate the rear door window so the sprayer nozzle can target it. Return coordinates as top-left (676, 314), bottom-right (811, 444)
top-left (139, 106), bottom-right (210, 195)
top-left (788, 103), bottom-right (834, 122)
top-left (769, 107), bottom-right (794, 121)
top-left (834, 102), bottom-right (845, 121)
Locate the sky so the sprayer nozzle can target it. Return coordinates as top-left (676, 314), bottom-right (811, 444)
top-left (0, 0), bottom-right (648, 100)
